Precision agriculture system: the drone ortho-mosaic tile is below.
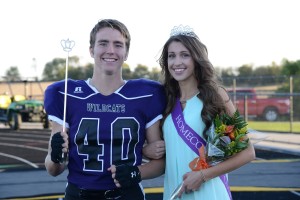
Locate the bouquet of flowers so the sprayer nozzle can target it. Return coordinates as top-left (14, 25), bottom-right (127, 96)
top-left (189, 110), bottom-right (249, 170)
top-left (170, 110), bottom-right (249, 199)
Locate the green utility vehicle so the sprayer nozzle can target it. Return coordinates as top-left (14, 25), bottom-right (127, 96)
top-left (0, 94), bottom-right (49, 130)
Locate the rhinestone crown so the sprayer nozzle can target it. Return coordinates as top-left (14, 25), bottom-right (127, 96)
top-left (170, 25), bottom-right (198, 38)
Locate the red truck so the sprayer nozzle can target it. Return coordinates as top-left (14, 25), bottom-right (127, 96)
top-left (227, 88), bottom-right (290, 121)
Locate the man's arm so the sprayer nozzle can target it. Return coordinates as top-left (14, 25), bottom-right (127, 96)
top-left (109, 120), bottom-right (165, 188)
top-left (138, 120), bottom-right (165, 179)
top-left (45, 121), bottom-right (69, 176)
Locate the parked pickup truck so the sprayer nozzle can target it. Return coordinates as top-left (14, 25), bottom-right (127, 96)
top-left (227, 88), bottom-right (290, 121)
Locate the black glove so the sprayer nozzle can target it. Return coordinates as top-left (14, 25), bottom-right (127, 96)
top-left (50, 132), bottom-right (64, 163)
top-left (115, 164), bottom-right (141, 188)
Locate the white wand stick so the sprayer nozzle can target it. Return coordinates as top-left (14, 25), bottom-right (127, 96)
top-left (60, 39), bottom-right (75, 160)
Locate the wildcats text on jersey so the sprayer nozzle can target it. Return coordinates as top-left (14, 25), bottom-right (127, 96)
top-left (87, 103), bottom-right (126, 113)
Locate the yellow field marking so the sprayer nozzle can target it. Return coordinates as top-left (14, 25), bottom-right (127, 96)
top-left (230, 186), bottom-right (300, 192)
top-left (6, 186), bottom-right (300, 199)
top-left (144, 186), bottom-right (300, 193)
top-left (253, 158), bottom-right (300, 163)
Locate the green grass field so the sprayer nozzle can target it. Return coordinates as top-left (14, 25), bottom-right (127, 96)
top-left (247, 121), bottom-right (300, 133)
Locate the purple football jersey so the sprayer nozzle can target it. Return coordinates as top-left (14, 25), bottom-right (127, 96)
top-left (44, 78), bottom-right (166, 190)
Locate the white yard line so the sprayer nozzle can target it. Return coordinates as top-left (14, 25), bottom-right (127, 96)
top-left (0, 142), bottom-right (48, 152)
top-left (0, 152), bottom-right (39, 168)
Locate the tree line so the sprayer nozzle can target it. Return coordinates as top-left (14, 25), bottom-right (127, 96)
top-left (4, 56), bottom-right (300, 93)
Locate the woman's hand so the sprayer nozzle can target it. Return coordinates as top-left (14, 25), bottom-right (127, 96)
top-left (177, 170), bottom-right (205, 198)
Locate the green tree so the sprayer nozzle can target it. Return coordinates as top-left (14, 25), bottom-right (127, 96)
top-left (252, 66), bottom-right (279, 77)
top-left (132, 64), bottom-right (150, 79)
top-left (68, 66), bottom-right (86, 80)
top-left (122, 63), bottom-right (132, 80)
top-left (281, 59), bottom-right (300, 76)
top-left (219, 67), bottom-right (236, 87)
top-left (220, 67), bottom-right (235, 77)
top-left (149, 67), bottom-right (161, 82)
top-left (251, 64), bottom-right (283, 86)
top-left (279, 59), bottom-right (300, 93)
top-left (272, 59), bottom-right (300, 120)
top-left (42, 56), bottom-right (81, 81)
top-left (42, 58), bottom-right (65, 81)
top-left (235, 64), bottom-right (253, 86)
top-left (84, 63), bottom-right (94, 79)
top-left (237, 64), bottom-right (253, 76)
top-left (5, 66), bottom-right (21, 81)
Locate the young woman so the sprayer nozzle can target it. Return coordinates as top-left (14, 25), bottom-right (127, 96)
top-left (158, 25), bottom-right (256, 200)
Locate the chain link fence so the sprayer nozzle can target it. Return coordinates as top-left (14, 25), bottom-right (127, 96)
top-left (1, 76), bottom-right (299, 132)
top-left (222, 75), bottom-right (300, 132)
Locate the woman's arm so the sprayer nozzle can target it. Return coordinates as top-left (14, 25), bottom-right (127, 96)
top-left (139, 120), bottom-right (165, 179)
top-left (203, 86), bottom-right (256, 180)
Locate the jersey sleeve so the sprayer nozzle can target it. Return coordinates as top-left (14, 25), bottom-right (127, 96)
top-left (44, 81), bottom-right (66, 126)
top-left (145, 82), bottom-right (166, 128)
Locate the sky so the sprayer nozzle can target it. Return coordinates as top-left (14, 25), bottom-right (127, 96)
top-left (1, 0), bottom-right (299, 79)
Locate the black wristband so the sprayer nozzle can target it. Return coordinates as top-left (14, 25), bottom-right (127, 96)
top-left (115, 164), bottom-right (141, 188)
top-left (50, 132), bottom-right (64, 163)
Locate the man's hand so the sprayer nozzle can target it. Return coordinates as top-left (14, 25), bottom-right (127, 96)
top-left (50, 132), bottom-right (67, 163)
top-left (108, 164), bottom-right (141, 188)
top-left (143, 140), bottom-right (165, 159)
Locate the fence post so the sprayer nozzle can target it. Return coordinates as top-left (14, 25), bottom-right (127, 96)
top-left (233, 78), bottom-right (236, 107)
top-left (244, 95), bottom-right (248, 121)
top-left (290, 76), bottom-right (293, 133)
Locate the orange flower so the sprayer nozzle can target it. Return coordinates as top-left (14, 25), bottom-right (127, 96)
top-left (228, 132), bottom-right (235, 140)
top-left (225, 125), bottom-right (235, 134)
top-left (189, 145), bottom-right (209, 171)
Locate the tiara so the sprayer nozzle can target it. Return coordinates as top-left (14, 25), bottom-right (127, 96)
top-left (170, 25), bottom-right (198, 38)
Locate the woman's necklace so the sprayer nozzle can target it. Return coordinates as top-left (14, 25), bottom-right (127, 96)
top-left (180, 90), bottom-right (199, 104)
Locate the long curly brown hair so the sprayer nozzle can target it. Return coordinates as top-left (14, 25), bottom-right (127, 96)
top-left (158, 33), bottom-right (226, 138)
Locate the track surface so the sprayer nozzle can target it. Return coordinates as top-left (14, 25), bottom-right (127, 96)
top-left (0, 124), bottom-right (300, 200)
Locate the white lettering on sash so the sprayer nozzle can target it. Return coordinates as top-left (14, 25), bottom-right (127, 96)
top-left (175, 114), bottom-right (202, 149)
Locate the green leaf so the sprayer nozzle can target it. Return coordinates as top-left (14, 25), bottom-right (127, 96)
top-left (214, 115), bottom-right (222, 127)
top-left (235, 133), bottom-right (246, 141)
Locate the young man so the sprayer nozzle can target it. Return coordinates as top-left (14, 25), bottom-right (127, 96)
top-left (44, 19), bottom-right (166, 200)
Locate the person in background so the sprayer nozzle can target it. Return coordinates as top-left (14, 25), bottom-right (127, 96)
top-left (157, 25), bottom-right (256, 199)
top-left (44, 19), bottom-right (166, 200)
